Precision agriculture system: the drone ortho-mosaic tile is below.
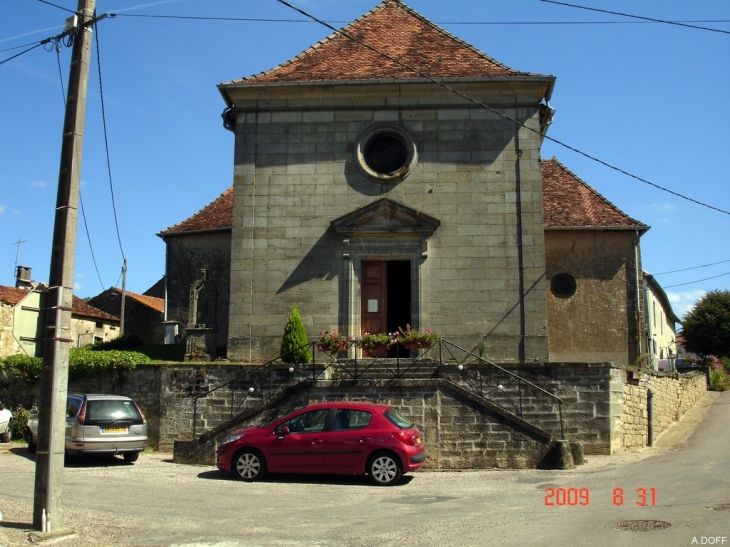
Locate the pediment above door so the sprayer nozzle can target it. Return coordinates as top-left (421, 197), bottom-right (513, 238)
top-left (330, 198), bottom-right (440, 237)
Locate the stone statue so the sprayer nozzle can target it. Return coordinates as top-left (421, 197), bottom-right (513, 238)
top-left (188, 269), bottom-right (207, 327)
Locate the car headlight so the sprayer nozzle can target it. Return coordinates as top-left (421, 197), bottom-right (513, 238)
top-left (222, 433), bottom-right (245, 445)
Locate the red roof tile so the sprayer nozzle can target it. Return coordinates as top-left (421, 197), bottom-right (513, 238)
top-left (159, 188), bottom-right (233, 236)
top-left (227, 0), bottom-right (539, 84)
top-left (0, 285), bottom-right (119, 322)
top-left (71, 296), bottom-right (119, 322)
top-left (0, 286), bottom-right (34, 306)
top-left (121, 290), bottom-right (165, 314)
top-left (541, 158), bottom-right (647, 230)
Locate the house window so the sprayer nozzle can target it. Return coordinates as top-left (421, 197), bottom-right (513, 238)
top-left (354, 123), bottom-right (418, 183)
top-left (550, 273), bottom-right (576, 298)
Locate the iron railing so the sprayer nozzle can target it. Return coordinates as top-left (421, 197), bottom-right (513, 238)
top-left (190, 339), bottom-right (565, 440)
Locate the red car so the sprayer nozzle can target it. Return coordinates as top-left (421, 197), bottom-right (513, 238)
top-left (216, 401), bottom-right (426, 486)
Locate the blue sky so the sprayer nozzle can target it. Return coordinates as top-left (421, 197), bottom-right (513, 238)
top-left (2, 0), bottom-right (728, 320)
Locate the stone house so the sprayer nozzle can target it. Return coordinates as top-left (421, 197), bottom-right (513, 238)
top-left (87, 287), bottom-right (165, 346)
top-left (1, 269), bottom-right (120, 358)
top-left (643, 272), bottom-right (681, 370)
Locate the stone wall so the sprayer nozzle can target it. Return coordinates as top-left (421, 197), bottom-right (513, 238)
top-left (544, 230), bottom-right (643, 366)
top-left (0, 362), bottom-right (707, 466)
top-left (226, 80), bottom-right (551, 363)
top-left (617, 368), bottom-right (707, 450)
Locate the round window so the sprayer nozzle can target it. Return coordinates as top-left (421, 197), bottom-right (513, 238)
top-left (551, 273), bottom-right (577, 298)
top-left (363, 133), bottom-right (408, 175)
top-left (355, 123), bottom-right (417, 183)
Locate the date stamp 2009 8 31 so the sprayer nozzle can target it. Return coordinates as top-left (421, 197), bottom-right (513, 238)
top-left (544, 487), bottom-right (657, 507)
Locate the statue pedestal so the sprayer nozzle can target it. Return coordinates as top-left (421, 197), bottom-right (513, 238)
top-left (184, 325), bottom-right (214, 362)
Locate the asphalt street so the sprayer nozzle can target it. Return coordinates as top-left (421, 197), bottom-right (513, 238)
top-left (0, 391), bottom-right (727, 547)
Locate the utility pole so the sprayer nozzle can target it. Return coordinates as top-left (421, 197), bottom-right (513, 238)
top-left (33, 0), bottom-right (96, 533)
top-left (120, 258), bottom-right (127, 335)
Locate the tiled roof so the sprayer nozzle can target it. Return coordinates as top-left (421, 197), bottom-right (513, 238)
top-left (0, 286), bottom-right (33, 306)
top-left (71, 296), bottom-right (119, 322)
top-left (122, 290), bottom-right (165, 314)
top-left (226, 0), bottom-right (539, 84)
top-left (541, 158), bottom-right (647, 230)
top-left (158, 188), bottom-right (233, 236)
top-left (0, 285), bottom-right (119, 321)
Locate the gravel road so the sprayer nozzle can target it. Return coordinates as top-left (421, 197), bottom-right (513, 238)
top-left (0, 392), bottom-right (723, 547)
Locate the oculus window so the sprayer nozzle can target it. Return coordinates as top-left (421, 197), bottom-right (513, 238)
top-left (355, 123), bottom-right (417, 183)
top-left (551, 273), bottom-right (577, 298)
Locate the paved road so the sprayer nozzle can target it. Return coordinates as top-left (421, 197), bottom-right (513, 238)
top-left (0, 392), bottom-right (727, 546)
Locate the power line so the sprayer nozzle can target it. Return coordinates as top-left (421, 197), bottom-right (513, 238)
top-left (653, 259), bottom-right (730, 276)
top-left (663, 272), bottom-right (730, 289)
top-left (275, 0), bottom-right (730, 217)
top-left (0, 42), bottom-right (44, 66)
top-left (540, 0), bottom-right (730, 36)
top-left (37, 0), bottom-right (77, 14)
top-left (79, 192), bottom-right (106, 291)
top-left (110, 12), bottom-right (730, 26)
top-left (94, 18), bottom-right (126, 261)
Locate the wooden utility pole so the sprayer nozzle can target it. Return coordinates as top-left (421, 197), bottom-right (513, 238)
top-left (33, 0), bottom-right (96, 533)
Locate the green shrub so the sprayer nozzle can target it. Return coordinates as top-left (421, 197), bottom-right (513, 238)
top-left (280, 307), bottom-right (312, 364)
top-left (0, 349), bottom-right (151, 382)
top-left (91, 334), bottom-right (144, 351)
top-left (710, 370), bottom-right (730, 391)
top-left (10, 404), bottom-right (33, 440)
top-left (2, 354), bottom-right (43, 381)
top-left (69, 348), bottom-right (151, 379)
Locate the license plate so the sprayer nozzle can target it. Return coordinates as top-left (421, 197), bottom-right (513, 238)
top-left (101, 427), bottom-right (128, 434)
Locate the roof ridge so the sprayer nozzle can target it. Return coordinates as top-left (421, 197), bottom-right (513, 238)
top-left (227, 0), bottom-right (536, 85)
top-left (391, 0), bottom-right (523, 76)
top-left (159, 187), bottom-right (232, 235)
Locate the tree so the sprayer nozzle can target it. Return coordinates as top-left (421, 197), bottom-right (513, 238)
top-left (681, 290), bottom-right (730, 357)
top-left (280, 307), bottom-right (312, 364)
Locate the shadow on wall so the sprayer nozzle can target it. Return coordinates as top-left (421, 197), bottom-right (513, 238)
top-left (277, 227), bottom-right (339, 294)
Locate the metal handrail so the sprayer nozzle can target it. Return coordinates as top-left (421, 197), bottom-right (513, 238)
top-left (190, 339), bottom-right (566, 440)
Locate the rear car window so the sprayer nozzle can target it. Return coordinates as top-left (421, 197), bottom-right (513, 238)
top-left (333, 409), bottom-right (372, 430)
top-left (85, 400), bottom-right (143, 425)
top-left (383, 408), bottom-right (413, 428)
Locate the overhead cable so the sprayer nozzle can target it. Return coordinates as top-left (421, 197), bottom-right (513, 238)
top-left (653, 259), bottom-right (730, 276)
top-left (94, 17), bottom-right (126, 260)
top-left (110, 12), bottom-right (730, 26)
top-left (663, 272), bottom-right (730, 289)
top-left (275, 0), bottom-right (730, 217)
top-left (540, 0), bottom-right (730, 36)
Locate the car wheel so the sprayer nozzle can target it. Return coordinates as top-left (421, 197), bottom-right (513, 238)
top-left (368, 452), bottom-right (402, 486)
top-left (233, 448), bottom-right (267, 482)
top-left (123, 452), bottom-right (139, 463)
top-left (26, 428), bottom-right (36, 453)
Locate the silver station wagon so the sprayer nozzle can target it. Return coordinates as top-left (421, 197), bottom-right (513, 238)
top-left (27, 393), bottom-right (148, 462)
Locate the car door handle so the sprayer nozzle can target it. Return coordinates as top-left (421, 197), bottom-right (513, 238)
top-left (311, 439), bottom-right (323, 445)
top-left (359, 437), bottom-right (371, 443)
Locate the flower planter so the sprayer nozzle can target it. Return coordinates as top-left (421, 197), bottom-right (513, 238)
top-left (404, 341), bottom-right (432, 350)
top-left (365, 344), bottom-right (389, 358)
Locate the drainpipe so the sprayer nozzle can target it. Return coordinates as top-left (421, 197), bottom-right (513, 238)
top-left (634, 229), bottom-right (642, 361)
top-left (647, 388), bottom-right (654, 447)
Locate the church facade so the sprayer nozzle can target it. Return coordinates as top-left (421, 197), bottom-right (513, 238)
top-left (218, 0), bottom-right (556, 362)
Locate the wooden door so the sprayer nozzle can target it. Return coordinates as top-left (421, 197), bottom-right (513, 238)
top-left (361, 262), bottom-right (387, 349)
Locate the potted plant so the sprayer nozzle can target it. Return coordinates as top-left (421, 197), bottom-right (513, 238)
top-left (317, 330), bottom-right (351, 356)
top-left (358, 332), bottom-right (397, 357)
top-left (398, 324), bottom-right (440, 350)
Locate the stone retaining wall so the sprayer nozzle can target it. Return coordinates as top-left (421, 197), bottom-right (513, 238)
top-left (617, 368), bottom-right (707, 450)
top-left (0, 361), bottom-right (707, 466)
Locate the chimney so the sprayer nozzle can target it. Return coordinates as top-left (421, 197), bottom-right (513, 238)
top-left (15, 266), bottom-right (33, 289)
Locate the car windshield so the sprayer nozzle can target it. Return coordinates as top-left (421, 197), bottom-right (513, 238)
top-left (383, 408), bottom-right (413, 428)
top-left (86, 400), bottom-right (143, 424)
